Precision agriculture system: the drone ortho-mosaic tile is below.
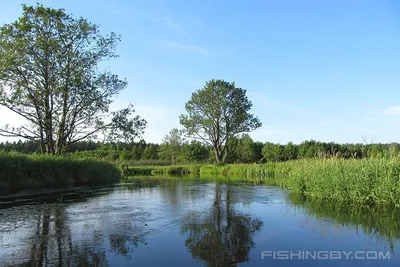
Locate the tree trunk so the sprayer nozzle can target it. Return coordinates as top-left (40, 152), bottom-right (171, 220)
top-left (214, 145), bottom-right (223, 163)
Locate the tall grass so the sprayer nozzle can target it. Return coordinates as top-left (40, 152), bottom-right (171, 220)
top-left (0, 151), bottom-right (121, 195)
top-left (123, 165), bottom-right (202, 176)
top-left (126, 157), bottom-right (400, 206)
top-left (280, 158), bottom-right (400, 206)
top-left (122, 159), bottom-right (172, 166)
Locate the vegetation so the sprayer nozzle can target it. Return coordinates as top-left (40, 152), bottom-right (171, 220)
top-left (158, 128), bottom-right (186, 164)
top-left (288, 193), bottom-right (400, 251)
top-left (0, 151), bottom-right (121, 195)
top-left (180, 79), bottom-right (261, 163)
top-left (124, 157), bottom-right (400, 206)
top-left (0, 4), bottom-right (146, 154)
top-left (0, 4), bottom-right (399, 208)
top-left (2, 138), bottom-right (398, 164)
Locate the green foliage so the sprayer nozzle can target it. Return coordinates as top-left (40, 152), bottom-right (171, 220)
top-left (0, 4), bottom-right (146, 154)
top-left (180, 141), bottom-right (209, 163)
top-left (123, 165), bottom-right (201, 176)
top-left (262, 142), bottom-right (285, 162)
top-left (119, 148), bottom-right (135, 162)
top-left (281, 158), bottom-right (400, 206)
top-left (141, 144), bottom-right (159, 160)
top-left (123, 160), bottom-right (171, 166)
top-left (3, 139), bottom-right (400, 166)
top-left (124, 157), bottom-right (400, 206)
top-left (180, 79), bottom-right (262, 163)
top-left (158, 128), bottom-right (185, 164)
top-left (0, 151), bottom-right (121, 195)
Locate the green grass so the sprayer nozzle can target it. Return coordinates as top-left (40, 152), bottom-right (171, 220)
top-left (280, 158), bottom-right (400, 206)
top-left (122, 164), bottom-right (202, 176)
top-left (0, 151), bottom-right (121, 195)
top-left (125, 157), bottom-right (400, 206)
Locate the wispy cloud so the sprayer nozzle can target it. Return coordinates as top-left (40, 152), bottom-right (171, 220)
top-left (156, 16), bottom-right (186, 35)
top-left (384, 106), bottom-right (400, 116)
top-left (247, 91), bottom-right (322, 118)
top-left (161, 40), bottom-right (208, 55)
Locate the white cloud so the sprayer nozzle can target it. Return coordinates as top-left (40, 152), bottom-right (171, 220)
top-left (161, 40), bottom-right (208, 55)
top-left (384, 106), bottom-right (400, 116)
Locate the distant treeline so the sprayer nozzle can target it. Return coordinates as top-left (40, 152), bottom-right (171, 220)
top-left (1, 136), bottom-right (399, 164)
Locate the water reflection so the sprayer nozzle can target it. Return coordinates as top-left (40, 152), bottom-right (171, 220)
top-left (181, 184), bottom-right (263, 267)
top-left (288, 193), bottom-right (400, 252)
top-left (0, 187), bottom-right (150, 266)
top-left (1, 178), bottom-right (400, 266)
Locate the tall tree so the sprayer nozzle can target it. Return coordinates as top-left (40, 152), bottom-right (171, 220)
top-left (180, 79), bottom-right (261, 163)
top-left (0, 4), bottom-right (146, 154)
top-left (158, 128), bottom-right (186, 164)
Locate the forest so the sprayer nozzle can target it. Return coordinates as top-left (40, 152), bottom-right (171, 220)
top-left (1, 136), bottom-right (398, 165)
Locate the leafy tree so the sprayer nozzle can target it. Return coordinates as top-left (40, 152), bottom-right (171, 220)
top-left (225, 135), bottom-right (240, 163)
top-left (0, 4), bottom-right (146, 154)
top-left (298, 140), bottom-right (321, 159)
top-left (158, 128), bottom-right (185, 164)
top-left (262, 142), bottom-right (285, 162)
top-left (237, 134), bottom-right (257, 163)
top-left (180, 79), bottom-right (261, 163)
top-left (180, 141), bottom-right (210, 163)
top-left (141, 144), bottom-right (159, 160)
top-left (253, 141), bottom-right (264, 163)
top-left (119, 148), bottom-right (135, 162)
top-left (284, 142), bottom-right (298, 161)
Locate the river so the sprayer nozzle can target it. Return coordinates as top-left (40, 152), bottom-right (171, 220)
top-left (0, 177), bottom-right (399, 266)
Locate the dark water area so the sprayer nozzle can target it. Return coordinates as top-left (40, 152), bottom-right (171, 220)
top-left (0, 177), bottom-right (400, 267)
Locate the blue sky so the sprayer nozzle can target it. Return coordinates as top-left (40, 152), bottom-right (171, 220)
top-left (1, 0), bottom-right (400, 144)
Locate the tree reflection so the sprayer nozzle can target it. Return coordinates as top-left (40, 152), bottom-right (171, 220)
top-left (181, 184), bottom-right (263, 267)
top-left (288, 193), bottom-right (400, 252)
top-left (3, 192), bottom-right (149, 266)
top-left (20, 205), bottom-right (109, 267)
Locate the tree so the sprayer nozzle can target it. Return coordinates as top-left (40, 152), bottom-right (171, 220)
top-left (158, 128), bottom-right (185, 164)
top-left (262, 142), bottom-right (285, 162)
top-left (0, 4), bottom-right (146, 154)
top-left (237, 134), bottom-right (257, 163)
top-left (180, 141), bottom-right (210, 163)
top-left (284, 141), bottom-right (298, 161)
top-left (141, 144), bottom-right (159, 160)
top-left (180, 79), bottom-right (261, 164)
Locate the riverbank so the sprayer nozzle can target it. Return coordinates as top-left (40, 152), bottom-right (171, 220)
top-left (0, 152), bottom-right (121, 196)
top-left (124, 158), bottom-right (400, 206)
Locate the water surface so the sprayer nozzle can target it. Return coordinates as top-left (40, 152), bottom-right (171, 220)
top-left (0, 177), bottom-right (399, 266)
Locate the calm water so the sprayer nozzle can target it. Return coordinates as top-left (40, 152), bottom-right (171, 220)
top-left (1, 177), bottom-right (400, 267)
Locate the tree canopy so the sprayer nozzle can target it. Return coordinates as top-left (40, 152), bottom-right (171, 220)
top-left (158, 128), bottom-right (186, 164)
top-left (180, 79), bottom-right (261, 163)
top-left (0, 4), bottom-right (146, 154)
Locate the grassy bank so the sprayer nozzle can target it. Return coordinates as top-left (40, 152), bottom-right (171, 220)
top-left (0, 152), bottom-right (121, 195)
top-left (126, 158), bottom-right (400, 206)
top-left (122, 164), bottom-right (202, 176)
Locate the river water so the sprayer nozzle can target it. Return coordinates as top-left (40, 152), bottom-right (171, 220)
top-left (0, 177), bottom-right (399, 267)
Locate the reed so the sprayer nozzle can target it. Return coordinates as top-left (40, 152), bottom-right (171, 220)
top-left (0, 151), bottom-right (121, 195)
top-left (125, 157), bottom-right (400, 206)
